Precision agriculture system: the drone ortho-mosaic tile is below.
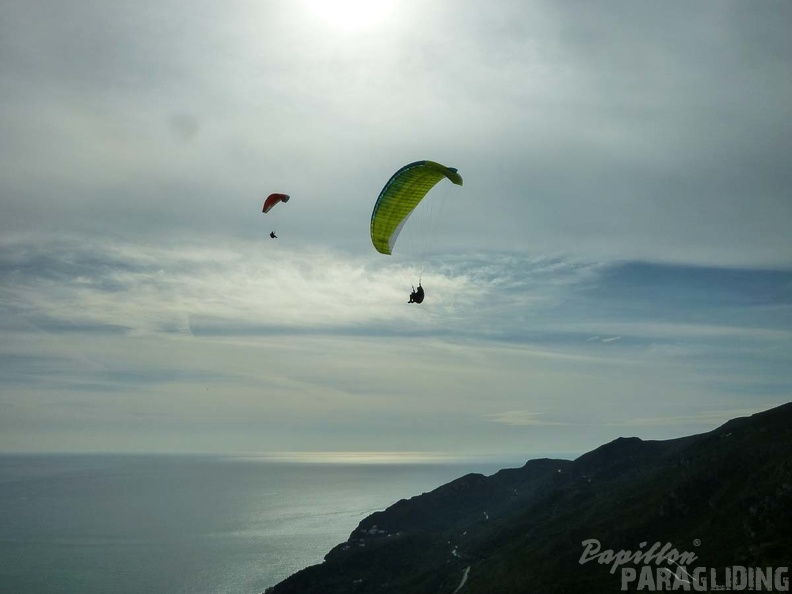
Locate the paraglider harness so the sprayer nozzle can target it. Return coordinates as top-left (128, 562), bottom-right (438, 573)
top-left (270, 231), bottom-right (277, 239)
top-left (409, 283), bottom-right (424, 304)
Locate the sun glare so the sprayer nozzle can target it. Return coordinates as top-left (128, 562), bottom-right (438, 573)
top-left (303, 0), bottom-right (396, 32)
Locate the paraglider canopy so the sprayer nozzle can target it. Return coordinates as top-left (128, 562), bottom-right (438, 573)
top-left (262, 193), bottom-right (290, 214)
top-left (370, 161), bottom-right (462, 255)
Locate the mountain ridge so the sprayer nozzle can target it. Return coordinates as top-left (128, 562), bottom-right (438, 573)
top-left (267, 403), bottom-right (792, 593)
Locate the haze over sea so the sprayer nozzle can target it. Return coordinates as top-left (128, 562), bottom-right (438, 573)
top-left (0, 452), bottom-right (534, 594)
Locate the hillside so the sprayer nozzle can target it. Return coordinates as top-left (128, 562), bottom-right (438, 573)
top-left (267, 403), bottom-right (792, 593)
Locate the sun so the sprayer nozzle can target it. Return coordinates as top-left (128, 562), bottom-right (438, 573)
top-left (303, 0), bottom-right (396, 32)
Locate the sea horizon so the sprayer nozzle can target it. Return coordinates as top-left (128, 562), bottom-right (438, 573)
top-left (0, 451), bottom-right (572, 593)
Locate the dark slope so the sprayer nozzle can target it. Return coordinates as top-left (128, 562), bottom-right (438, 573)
top-left (267, 403), bottom-right (792, 593)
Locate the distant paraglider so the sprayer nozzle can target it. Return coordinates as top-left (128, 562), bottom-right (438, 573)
top-left (262, 193), bottom-right (290, 214)
top-left (262, 193), bottom-right (290, 238)
top-left (370, 161), bottom-right (463, 303)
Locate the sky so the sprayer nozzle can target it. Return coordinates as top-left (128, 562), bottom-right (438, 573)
top-left (1, 0), bottom-right (790, 460)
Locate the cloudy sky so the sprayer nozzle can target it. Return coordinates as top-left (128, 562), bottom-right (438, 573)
top-left (1, 0), bottom-right (790, 459)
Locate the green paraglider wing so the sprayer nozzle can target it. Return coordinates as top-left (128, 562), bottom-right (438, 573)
top-left (370, 161), bottom-right (463, 255)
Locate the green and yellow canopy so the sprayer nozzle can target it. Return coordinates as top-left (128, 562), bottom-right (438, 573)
top-left (370, 160), bottom-right (463, 255)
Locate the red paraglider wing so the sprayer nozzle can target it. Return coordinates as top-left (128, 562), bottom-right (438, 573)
top-left (262, 193), bottom-right (290, 214)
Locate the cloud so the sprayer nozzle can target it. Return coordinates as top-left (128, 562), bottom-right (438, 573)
top-left (486, 411), bottom-right (572, 427)
top-left (1, 1), bottom-right (791, 454)
top-left (3, 237), bottom-right (789, 371)
top-left (0, 237), bottom-right (605, 341)
top-left (587, 336), bottom-right (622, 344)
top-left (611, 407), bottom-right (778, 428)
top-left (2, 1), bottom-right (791, 266)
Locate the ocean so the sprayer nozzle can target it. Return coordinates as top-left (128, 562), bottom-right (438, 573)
top-left (0, 453), bottom-right (514, 593)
